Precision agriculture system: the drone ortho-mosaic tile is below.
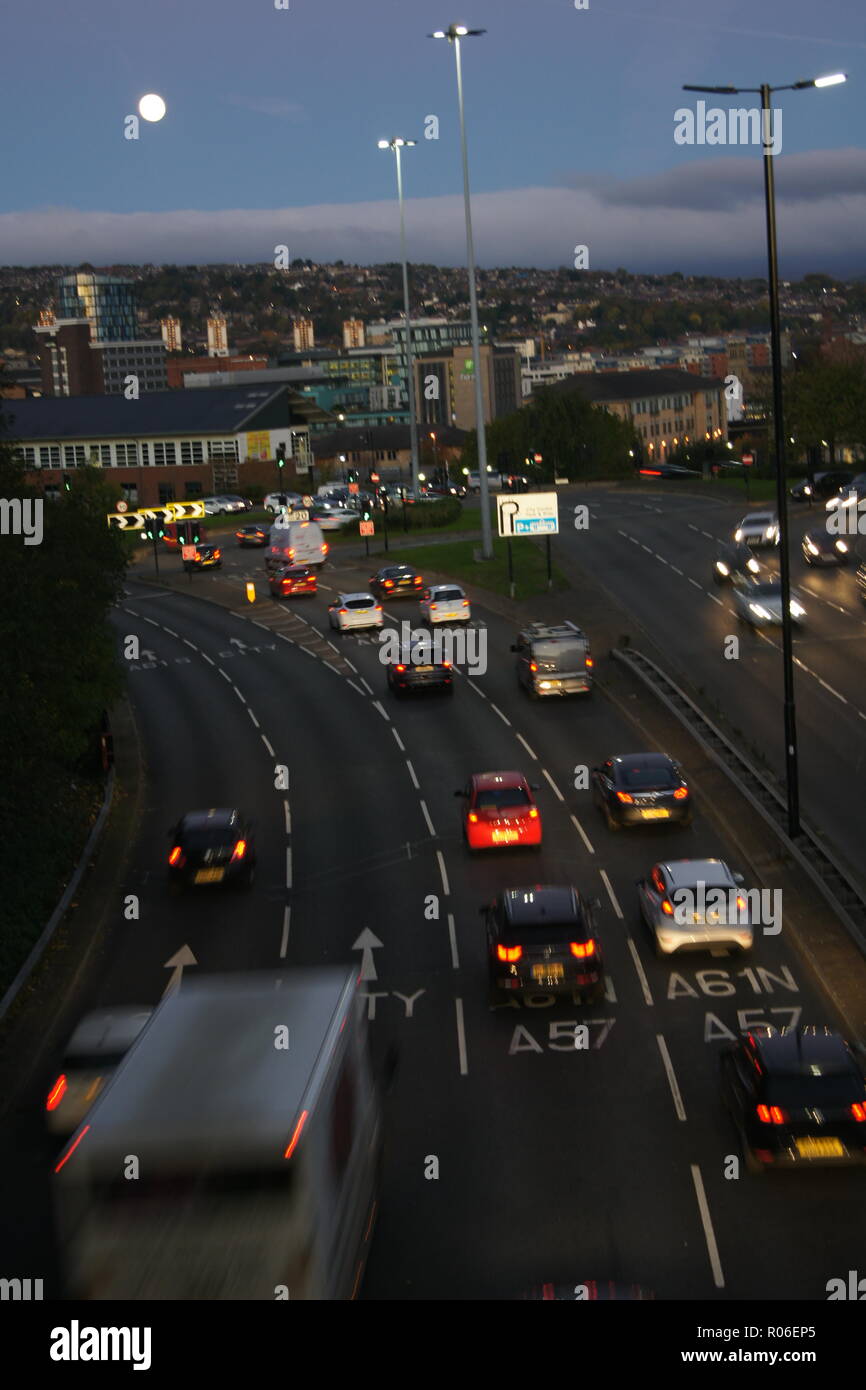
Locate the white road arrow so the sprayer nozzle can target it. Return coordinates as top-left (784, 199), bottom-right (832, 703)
top-left (352, 928), bottom-right (384, 982)
top-left (163, 944), bottom-right (197, 996)
top-left (229, 637), bottom-right (250, 654)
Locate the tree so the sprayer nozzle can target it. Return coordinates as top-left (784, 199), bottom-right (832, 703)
top-left (461, 381), bottom-right (639, 481)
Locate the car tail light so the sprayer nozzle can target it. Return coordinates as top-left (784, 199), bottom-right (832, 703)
top-left (168, 846), bottom-right (185, 867)
top-left (415, 577), bottom-right (423, 584)
top-left (735, 895), bottom-right (747, 912)
top-left (46, 1075), bottom-right (67, 1111)
top-left (851, 1102), bottom-right (866, 1122)
top-left (528, 807), bottom-right (539, 819)
top-left (467, 811), bottom-right (478, 823)
top-left (375, 605), bottom-right (382, 611)
top-left (661, 898), bottom-right (674, 915)
top-left (288, 549), bottom-right (295, 559)
top-left (756, 1104), bottom-right (789, 1125)
top-left (616, 791), bottom-right (634, 804)
top-left (570, 939), bottom-right (596, 958)
top-left (339, 608), bottom-right (348, 615)
top-left (442, 661), bottom-right (452, 668)
top-left (384, 580), bottom-right (394, 588)
top-left (231, 839), bottom-right (247, 862)
top-left (497, 944), bottom-right (522, 963)
top-left (673, 786), bottom-right (688, 800)
top-left (395, 664), bottom-right (406, 673)
top-left (586, 656), bottom-right (594, 668)
top-left (462, 599), bottom-right (469, 607)
top-left (214, 550), bottom-right (221, 558)
top-left (529, 661), bottom-right (538, 672)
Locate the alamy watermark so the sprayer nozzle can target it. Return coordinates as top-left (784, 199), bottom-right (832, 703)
top-left (672, 884), bottom-right (782, 935)
top-left (378, 620), bottom-right (487, 676)
top-left (0, 498), bottom-right (43, 545)
top-left (674, 101), bottom-right (782, 155)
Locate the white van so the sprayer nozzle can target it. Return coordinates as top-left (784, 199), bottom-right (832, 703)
top-left (268, 518), bottom-right (328, 569)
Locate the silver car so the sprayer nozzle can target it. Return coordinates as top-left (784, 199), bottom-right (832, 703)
top-left (637, 859), bottom-right (752, 957)
top-left (734, 511), bottom-right (779, 547)
top-left (732, 578), bottom-right (806, 628)
top-left (46, 1006), bottom-right (152, 1136)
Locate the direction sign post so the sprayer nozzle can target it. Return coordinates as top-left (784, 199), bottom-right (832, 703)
top-left (496, 492), bottom-right (559, 599)
top-left (359, 518), bottom-right (374, 559)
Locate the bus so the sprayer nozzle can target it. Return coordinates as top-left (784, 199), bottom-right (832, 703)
top-left (53, 969), bottom-right (381, 1300)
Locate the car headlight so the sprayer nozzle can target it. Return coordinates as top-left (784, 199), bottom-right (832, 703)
top-left (805, 539), bottom-right (819, 555)
top-left (734, 529), bottom-right (743, 541)
top-left (747, 558), bottom-right (760, 573)
top-left (790, 600), bottom-right (805, 617)
top-left (803, 485), bottom-right (812, 496)
top-left (539, 681), bottom-right (551, 689)
top-left (715, 561), bottom-right (729, 576)
top-left (836, 539), bottom-right (849, 553)
top-left (765, 527), bottom-right (778, 539)
top-left (749, 603), bottom-right (771, 620)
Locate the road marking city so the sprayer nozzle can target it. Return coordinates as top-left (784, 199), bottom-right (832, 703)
top-left (617, 529), bottom-right (629, 538)
top-left (143, 616), bottom-right (160, 626)
top-left (570, 813), bottom-right (595, 855)
top-left (818, 678), bottom-right (847, 703)
top-left (286, 848), bottom-right (293, 889)
top-left (455, 998), bottom-right (469, 1076)
top-left (183, 638), bottom-right (198, 651)
top-left (405, 759), bottom-right (420, 789)
top-left (436, 850), bottom-right (450, 897)
top-left (599, 869), bottom-right (623, 918)
top-left (163, 626), bottom-right (179, 638)
top-left (218, 668), bottom-right (232, 682)
top-left (490, 702), bottom-right (511, 726)
top-left (392, 728), bottom-right (406, 752)
top-left (372, 701), bottom-right (390, 722)
top-left (701, 530), bottom-right (714, 541)
top-left (346, 679), bottom-right (365, 697)
top-left (233, 685), bottom-right (246, 702)
top-left (261, 734), bottom-right (274, 757)
top-left (627, 938), bottom-right (654, 1006)
top-left (360, 677), bottom-right (375, 696)
top-left (707, 592), bottom-right (724, 606)
top-left (284, 800), bottom-right (291, 834)
top-left (688, 577), bottom-right (702, 589)
top-left (344, 658), bottom-right (358, 673)
top-left (641, 543), bottom-right (653, 553)
top-left (247, 708), bottom-right (260, 728)
top-left (687, 523), bottom-right (699, 532)
top-left (318, 582), bottom-right (335, 592)
top-left (670, 565), bottom-right (684, 576)
top-left (201, 652), bottom-right (215, 666)
top-left (516, 733), bottom-right (537, 759)
top-left (280, 905), bottom-right (291, 959)
top-left (447, 912), bottom-right (459, 969)
top-left (656, 1034), bottom-right (686, 1121)
top-left (468, 680), bottom-right (487, 699)
top-left (420, 800), bottom-right (436, 836)
top-left (324, 661), bottom-right (342, 675)
top-left (542, 768), bottom-right (565, 802)
top-left (691, 1164), bottom-right (725, 1289)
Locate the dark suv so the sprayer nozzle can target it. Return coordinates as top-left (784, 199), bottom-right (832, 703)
top-left (167, 808), bottom-right (256, 890)
top-left (484, 885), bottom-right (604, 1007)
top-left (720, 1025), bottom-right (866, 1172)
top-left (790, 470), bottom-right (854, 503)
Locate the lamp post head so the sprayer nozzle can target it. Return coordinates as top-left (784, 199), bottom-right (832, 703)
top-left (429, 24), bottom-right (486, 41)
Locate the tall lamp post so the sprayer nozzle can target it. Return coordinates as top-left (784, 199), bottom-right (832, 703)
top-left (682, 71), bottom-right (846, 837)
top-left (429, 23), bottom-right (493, 559)
top-left (378, 137), bottom-right (421, 500)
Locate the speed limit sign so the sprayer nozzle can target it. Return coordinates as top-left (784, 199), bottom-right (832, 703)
top-left (116, 500), bottom-right (128, 513)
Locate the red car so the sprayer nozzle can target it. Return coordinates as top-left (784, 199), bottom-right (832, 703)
top-left (456, 771), bottom-right (542, 851)
top-left (269, 564), bottom-right (317, 598)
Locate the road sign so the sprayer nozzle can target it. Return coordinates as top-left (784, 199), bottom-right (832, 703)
top-left (348, 482), bottom-right (360, 495)
top-left (181, 545), bottom-right (196, 561)
top-left (116, 500), bottom-right (128, 513)
top-left (497, 491), bottom-right (559, 537)
top-left (742, 453), bottom-right (754, 466)
top-left (359, 520), bottom-right (375, 537)
top-left (302, 495), bottom-right (314, 506)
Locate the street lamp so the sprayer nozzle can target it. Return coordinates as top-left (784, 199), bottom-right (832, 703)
top-left (378, 137), bottom-right (421, 499)
top-left (682, 70), bottom-right (846, 837)
top-left (429, 22), bottom-right (493, 558)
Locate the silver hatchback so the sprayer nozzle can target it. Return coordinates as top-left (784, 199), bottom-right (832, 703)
top-left (637, 858), bottom-right (753, 956)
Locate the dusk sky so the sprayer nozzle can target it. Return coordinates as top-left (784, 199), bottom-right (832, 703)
top-left (3, 0), bottom-right (864, 274)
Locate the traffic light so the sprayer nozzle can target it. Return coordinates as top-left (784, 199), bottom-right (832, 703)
top-left (276, 443), bottom-right (286, 469)
top-left (62, 473), bottom-right (71, 491)
top-left (361, 502), bottom-right (372, 522)
top-left (347, 469), bottom-right (358, 484)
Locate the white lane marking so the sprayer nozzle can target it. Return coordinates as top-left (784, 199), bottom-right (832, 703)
top-left (616, 529), bottom-right (629, 538)
top-left (516, 733), bottom-right (537, 760)
top-left (201, 652), bottom-right (215, 667)
top-left (326, 639), bottom-right (340, 653)
top-left (455, 998), bottom-right (468, 1076)
top-left (688, 577), bottom-right (702, 589)
top-left (344, 658), bottom-right (358, 673)
top-left (628, 535), bottom-right (639, 544)
top-left (654, 553), bottom-right (669, 566)
top-left (436, 850), bottom-right (450, 898)
top-left (280, 906), bottom-right (291, 959)
top-left (218, 668), bottom-right (232, 682)
top-left (318, 582), bottom-right (335, 592)
top-left (183, 638), bottom-right (198, 651)
top-left (656, 1034), bottom-right (687, 1121)
top-left (570, 813), bottom-right (595, 855)
top-left (143, 616), bottom-right (160, 626)
top-left (599, 869), bottom-right (623, 918)
top-left (701, 530), bottom-right (714, 541)
top-left (324, 661), bottom-right (342, 675)
top-left (627, 938), bottom-right (654, 1006)
top-left (247, 708), bottom-right (260, 728)
top-left (641, 543), bottom-right (653, 554)
top-left (420, 800), bottom-right (436, 836)
top-left (372, 701), bottom-right (390, 722)
top-left (691, 1165), bottom-right (725, 1290)
top-left (687, 523), bottom-right (699, 532)
top-left (708, 593), bottom-right (724, 606)
top-left (286, 848), bottom-right (293, 889)
top-left (448, 912), bottom-right (459, 969)
top-left (817, 678), bottom-right (847, 703)
top-left (669, 565), bottom-right (684, 576)
top-left (405, 759), bottom-right (420, 790)
top-left (542, 768), bottom-right (565, 802)
top-left (392, 728), bottom-right (406, 752)
top-left (233, 685), bottom-right (246, 702)
top-left (163, 626), bottom-right (179, 638)
top-left (346, 679), bottom-right (366, 697)
top-left (490, 702), bottom-right (511, 726)
top-left (261, 734), bottom-right (274, 757)
top-left (310, 626), bottom-right (324, 637)
top-left (284, 800), bottom-right (292, 834)
top-left (360, 677), bottom-right (375, 695)
top-left (468, 679), bottom-right (487, 699)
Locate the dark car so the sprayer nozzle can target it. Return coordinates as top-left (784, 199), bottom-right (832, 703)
top-left (269, 564), bottom-right (317, 598)
top-left (592, 753), bottom-right (691, 830)
top-left (167, 808), bottom-right (256, 890)
top-left (369, 564), bottom-right (424, 599)
top-left (721, 1026), bottom-right (866, 1173)
top-left (386, 639), bottom-right (453, 696)
top-left (712, 540), bottom-right (761, 585)
top-left (236, 524), bottom-right (269, 547)
top-left (857, 562), bottom-right (866, 604)
top-left (485, 885), bottom-right (604, 1007)
top-left (790, 470), bottom-right (854, 503)
top-left (802, 527), bottom-right (851, 566)
top-left (183, 543), bottom-right (222, 571)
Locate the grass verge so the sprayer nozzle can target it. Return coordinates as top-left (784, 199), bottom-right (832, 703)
top-left (376, 536), bottom-right (570, 601)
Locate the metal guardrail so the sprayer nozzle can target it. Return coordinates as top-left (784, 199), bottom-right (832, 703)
top-left (611, 644), bottom-right (866, 956)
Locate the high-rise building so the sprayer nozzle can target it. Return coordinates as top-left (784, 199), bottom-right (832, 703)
top-left (342, 318), bottom-right (365, 349)
top-left (57, 272), bottom-right (138, 342)
top-left (293, 318), bottom-right (315, 351)
top-left (161, 317), bottom-right (182, 352)
top-left (207, 315), bottom-right (229, 357)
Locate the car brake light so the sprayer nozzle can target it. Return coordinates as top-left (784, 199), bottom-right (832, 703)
top-left (442, 661), bottom-right (451, 668)
top-left (570, 939), bottom-right (596, 958)
top-left (585, 656), bottom-right (594, 668)
top-left (528, 807), bottom-right (539, 819)
top-left (673, 786), bottom-right (688, 800)
top-left (467, 811), bottom-right (478, 823)
top-left (339, 608), bottom-right (348, 614)
top-left (462, 599), bottom-right (469, 607)
top-left (756, 1104), bottom-right (788, 1124)
top-left (497, 944), bottom-right (522, 963)
top-left (735, 895), bottom-right (747, 912)
top-left (616, 791), bottom-right (634, 804)
top-left (529, 661), bottom-right (538, 672)
top-left (851, 1103), bottom-right (866, 1122)
top-left (395, 664), bottom-right (406, 673)
top-left (384, 580), bottom-right (394, 587)
top-left (661, 898), bottom-right (674, 915)
top-left (46, 1075), bottom-right (67, 1111)
top-left (375, 605), bottom-right (382, 611)
top-left (214, 549), bottom-right (221, 558)
top-left (231, 839), bottom-right (247, 862)
top-left (168, 846), bottom-right (185, 866)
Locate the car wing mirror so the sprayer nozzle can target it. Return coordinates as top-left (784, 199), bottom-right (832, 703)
top-left (732, 872), bottom-right (745, 884)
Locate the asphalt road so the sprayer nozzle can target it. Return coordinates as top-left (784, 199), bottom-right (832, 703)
top-left (5, 532), bottom-right (866, 1302)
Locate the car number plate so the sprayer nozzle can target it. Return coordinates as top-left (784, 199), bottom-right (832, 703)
top-left (640, 808), bottom-right (670, 820)
top-left (194, 868), bottom-right (225, 884)
top-left (415, 665), bottom-right (434, 673)
top-left (532, 963), bottom-right (564, 982)
top-left (795, 1137), bottom-right (844, 1158)
top-left (492, 829), bottom-right (519, 842)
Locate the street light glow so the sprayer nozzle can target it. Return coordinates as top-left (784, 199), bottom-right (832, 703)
top-left (814, 73), bottom-right (846, 87)
top-left (138, 93), bottom-right (166, 122)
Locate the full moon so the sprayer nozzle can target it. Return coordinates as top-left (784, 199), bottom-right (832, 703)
top-left (138, 94), bottom-right (167, 122)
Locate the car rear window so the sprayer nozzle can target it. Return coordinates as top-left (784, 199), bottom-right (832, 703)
top-left (535, 641), bottom-right (586, 672)
top-left (765, 1074), bottom-right (866, 1108)
top-left (476, 787), bottom-right (530, 810)
top-left (433, 588), bottom-right (463, 601)
top-left (620, 763), bottom-right (676, 789)
top-left (345, 598), bottom-right (374, 610)
top-left (499, 913), bottom-right (587, 946)
top-left (181, 827), bottom-right (235, 849)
